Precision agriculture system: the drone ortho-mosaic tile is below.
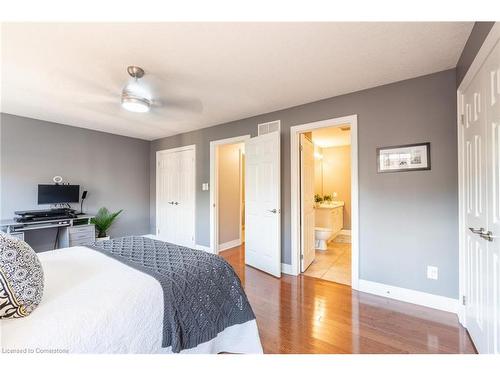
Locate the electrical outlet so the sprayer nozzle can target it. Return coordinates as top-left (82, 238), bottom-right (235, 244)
top-left (427, 266), bottom-right (438, 280)
top-left (202, 183), bottom-right (209, 191)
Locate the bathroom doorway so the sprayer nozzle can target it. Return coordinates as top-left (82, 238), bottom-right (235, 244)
top-left (290, 115), bottom-right (359, 288)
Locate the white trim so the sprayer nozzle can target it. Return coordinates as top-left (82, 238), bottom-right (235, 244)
top-left (290, 115), bottom-right (359, 288)
top-left (210, 135), bottom-right (251, 254)
top-left (218, 239), bottom-right (242, 252)
top-left (195, 244), bottom-right (212, 253)
top-left (155, 144), bottom-right (196, 247)
top-left (358, 279), bottom-right (459, 314)
top-left (457, 22), bottom-right (499, 328)
top-left (281, 263), bottom-right (294, 275)
top-left (457, 90), bottom-right (467, 326)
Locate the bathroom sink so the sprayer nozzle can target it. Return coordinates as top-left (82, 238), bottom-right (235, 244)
top-left (316, 201), bottom-right (344, 209)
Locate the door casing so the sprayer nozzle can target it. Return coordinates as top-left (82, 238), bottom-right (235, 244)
top-left (209, 135), bottom-right (251, 254)
top-left (290, 114), bottom-right (359, 289)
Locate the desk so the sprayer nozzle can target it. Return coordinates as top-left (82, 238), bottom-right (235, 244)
top-left (1, 215), bottom-right (95, 250)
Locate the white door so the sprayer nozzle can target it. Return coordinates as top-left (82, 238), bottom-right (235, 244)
top-left (463, 72), bottom-right (489, 354)
top-left (157, 151), bottom-right (178, 243)
top-left (484, 40), bottom-right (500, 354)
top-left (462, 38), bottom-right (500, 354)
top-left (245, 132), bottom-right (281, 277)
top-left (176, 149), bottom-right (196, 248)
top-left (156, 147), bottom-right (196, 248)
top-left (300, 134), bottom-right (315, 272)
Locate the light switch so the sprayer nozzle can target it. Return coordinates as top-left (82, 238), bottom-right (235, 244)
top-left (202, 183), bottom-right (209, 191)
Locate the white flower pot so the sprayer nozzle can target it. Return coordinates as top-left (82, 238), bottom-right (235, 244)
top-left (96, 236), bottom-right (110, 242)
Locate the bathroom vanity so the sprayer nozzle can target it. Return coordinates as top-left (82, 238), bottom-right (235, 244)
top-left (315, 201), bottom-right (344, 240)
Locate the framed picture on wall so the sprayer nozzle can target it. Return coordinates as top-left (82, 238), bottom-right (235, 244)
top-left (376, 142), bottom-right (431, 173)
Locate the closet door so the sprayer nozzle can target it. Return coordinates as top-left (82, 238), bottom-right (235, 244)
top-left (463, 73), bottom-right (489, 354)
top-left (462, 37), bottom-right (500, 354)
top-left (485, 40), bottom-right (500, 354)
top-left (176, 149), bottom-right (196, 248)
top-left (156, 147), bottom-right (196, 248)
top-left (157, 151), bottom-right (180, 244)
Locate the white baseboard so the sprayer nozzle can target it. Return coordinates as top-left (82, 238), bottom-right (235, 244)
top-left (218, 239), bottom-right (242, 252)
top-left (195, 244), bottom-right (213, 253)
top-left (358, 279), bottom-right (459, 314)
top-left (281, 263), bottom-right (297, 275)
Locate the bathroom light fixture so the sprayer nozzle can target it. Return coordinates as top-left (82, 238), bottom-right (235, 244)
top-left (121, 66), bottom-right (151, 113)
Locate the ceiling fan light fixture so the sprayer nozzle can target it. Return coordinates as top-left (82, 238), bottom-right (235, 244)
top-left (121, 93), bottom-right (151, 113)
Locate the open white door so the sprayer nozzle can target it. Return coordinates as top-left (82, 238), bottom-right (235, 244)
top-left (300, 134), bottom-right (315, 271)
top-left (461, 37), bottom-right (500, 353)
top-left (245, 132), bottom-right (281, 277)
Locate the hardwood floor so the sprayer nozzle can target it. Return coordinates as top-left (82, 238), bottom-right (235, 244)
top-left (220, 244), bottom-right (476, 354)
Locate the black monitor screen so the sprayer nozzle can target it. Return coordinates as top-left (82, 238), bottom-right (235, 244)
top-left (38, 184), bottom-right (80, 204)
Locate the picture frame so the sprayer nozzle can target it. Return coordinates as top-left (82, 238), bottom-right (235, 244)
top-left (376, 142), bottom-right (431, 173)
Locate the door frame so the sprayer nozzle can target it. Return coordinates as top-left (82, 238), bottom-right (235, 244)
top-left (155, 144), bottom-right (196, 245)
top-left (290, 114), bottom-right (359, 289)
top-left (210, 135), bottom-right (251, 254)
top-left (457, 22), bottom-right (500, 326)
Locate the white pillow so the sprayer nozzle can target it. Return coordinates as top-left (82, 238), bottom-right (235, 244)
top-left (0, 232), bottom-right (44, 319)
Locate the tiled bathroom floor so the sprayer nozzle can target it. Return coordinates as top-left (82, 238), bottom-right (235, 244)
top-left (303, 240), bottom-right (351, 285)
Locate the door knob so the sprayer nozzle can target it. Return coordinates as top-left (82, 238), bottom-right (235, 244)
top-left (268, 209), bottom-right (279, 214)
top-left (174, 202), bottom-right (179, 205)
top-left (469, 227), bottom-right (485, 234)
top-left (480, 231), bottom-right (494, 242)
top-left (168, 201), bottom-right (174, 205)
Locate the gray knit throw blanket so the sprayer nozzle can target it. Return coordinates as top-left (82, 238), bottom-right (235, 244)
top-left (88, 236), bottom-right (256, 353)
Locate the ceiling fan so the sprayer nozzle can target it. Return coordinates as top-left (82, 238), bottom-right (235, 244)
top-left (121, 66), bottom-right (151, 113)
top-left (70, 65), bottom-right (203, 121)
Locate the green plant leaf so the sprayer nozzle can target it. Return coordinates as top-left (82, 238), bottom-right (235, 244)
top-left (90, 207), bottom-right (123, 238)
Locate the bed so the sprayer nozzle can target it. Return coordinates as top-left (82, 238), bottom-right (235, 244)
top-left (0, 237), bottom-right (263, 354)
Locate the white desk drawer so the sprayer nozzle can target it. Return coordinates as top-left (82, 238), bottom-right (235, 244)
top-left (58, 224), bottom-right (96, 248)
top-left (69, 225), bottom-right (94, 235)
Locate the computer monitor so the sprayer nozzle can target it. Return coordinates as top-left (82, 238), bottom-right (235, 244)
top-left (37, 184), bottom-right (80, 204)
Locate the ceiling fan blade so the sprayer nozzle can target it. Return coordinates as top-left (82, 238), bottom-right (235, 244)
top-left (152, 97), bottom-right (203, 114)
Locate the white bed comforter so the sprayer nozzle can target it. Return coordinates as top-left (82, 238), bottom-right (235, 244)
top-left (0, 246), bottom-right (262, 354)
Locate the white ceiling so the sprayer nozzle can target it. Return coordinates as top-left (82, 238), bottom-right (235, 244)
top-left (1, 22), bottom-right (473, 140)
top-left (312, 126), bottom-right (351, 148)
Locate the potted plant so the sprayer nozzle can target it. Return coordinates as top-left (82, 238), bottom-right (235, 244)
top-left (314, 194), bottom-right (323, 207)
top-left (323, 194), bottom-right (333, 202)
top-left (91, 207), bottom-right (123, 241)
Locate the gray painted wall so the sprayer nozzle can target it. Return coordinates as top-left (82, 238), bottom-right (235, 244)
top-left (456, 21), bottom-right (495, 87)
top-left (1, 114), bottom-right (150, 251)
top-left (151, 69), bottom-right (459, 298)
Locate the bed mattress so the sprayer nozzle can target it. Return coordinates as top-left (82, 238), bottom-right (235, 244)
top-left (0, 246), bottom-right (262, 354)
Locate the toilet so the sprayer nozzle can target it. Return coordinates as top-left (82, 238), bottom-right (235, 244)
top-left (315, 227), bottom-right (333, 250)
